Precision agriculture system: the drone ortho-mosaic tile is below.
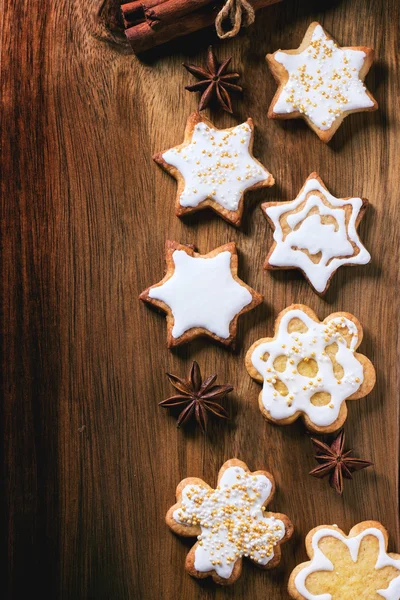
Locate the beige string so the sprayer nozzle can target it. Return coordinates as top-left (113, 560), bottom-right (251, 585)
top-left (215, 0), bottom-right (255, 39)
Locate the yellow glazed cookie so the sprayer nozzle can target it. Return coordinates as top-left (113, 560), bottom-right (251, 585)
top-left (266, 22), bottom-right (377, 142)
top-left (166, 458), bottom-right (293, 585)
top-left (289, 522), bottom-right (400, 599)
top-left (153, 112), bottom-right (274, 226)
top-left (245, 304), bottom-right (376, 433)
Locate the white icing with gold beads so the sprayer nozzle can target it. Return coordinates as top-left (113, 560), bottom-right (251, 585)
top-left (173, 466), bottom-right (285, 579)
top-left (273, 25), bottom-right (374, 130)
top-left (251, 309), bottom-right (364, 427)
top-left (162, 121), bottom-right (271, 211)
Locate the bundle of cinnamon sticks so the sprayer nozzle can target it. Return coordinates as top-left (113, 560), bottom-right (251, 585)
top-left (121, 0), bottom-right (281, 53)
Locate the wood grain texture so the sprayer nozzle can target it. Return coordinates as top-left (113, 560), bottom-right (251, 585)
top-left (1, 0), bottom-right (399, 598)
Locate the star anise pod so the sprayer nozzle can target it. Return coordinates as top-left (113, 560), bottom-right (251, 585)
top-left (159, 361), bottom-right (233, 432)
top-left (309, 430), bottom-right (373, 495)
top-left (183, 46), bottom-right (242, 114)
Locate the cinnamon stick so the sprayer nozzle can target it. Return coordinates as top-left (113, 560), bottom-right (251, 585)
top-left (122, 0), bottom-right (281, 53)
top-left (121, 0), bottom-right (169, 27)
top-left (144, 0), bottom-right (212, 30)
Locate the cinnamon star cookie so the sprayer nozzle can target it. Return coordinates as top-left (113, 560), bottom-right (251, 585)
top-left (262, 172), bottom-right (371, 294)
top-left (140, 241), bottom-right (262, 348)
top-left (153, 112), bottom-right (274, 226)
top-left (266, 22), bottom-right (377, 142)
top-left (166, 458), bottom-right (293, 585)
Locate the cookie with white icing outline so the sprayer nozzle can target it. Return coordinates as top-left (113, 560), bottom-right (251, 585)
top-left (262, 172), bottom-right (371, 295)
top-left (139, 241), bottom-right (263, 348)
top-left (288, 522), bottom-right (400, 599)
top-left (245, 304), bottom-right (375, 433)
top-left (153, 112), bottom-right (274, 226)
top-left (166, 458), bottom-right (293, 585)
top-left (266, 22), bottom-right (378, 142)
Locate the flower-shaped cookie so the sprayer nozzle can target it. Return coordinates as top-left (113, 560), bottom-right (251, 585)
top-left (289, 522), bottom-right (400, 600)
top-left (166, 458), bottom-right (293, 585)
top-left (266, 22), bottom-right (377, 142)
top-left (153, 112), bottom-right (274, 226)
top-left (140, 241), bottom-right (263, 348)
top-left (245, 304), bottom-right (376, 433)
top-left (263, 173), bottom-right (371, 295)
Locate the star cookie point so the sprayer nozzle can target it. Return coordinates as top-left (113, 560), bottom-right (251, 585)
top-left (263, 173), bottom-right (371, 294)
top-left (266, 22), bottom-right (378, 142)
top-left (166, 458), bottom-right (293, 585)
top-left (154, 112), bottom-right (274, 226)
top-left (140, 241), bottom-right (263, 347)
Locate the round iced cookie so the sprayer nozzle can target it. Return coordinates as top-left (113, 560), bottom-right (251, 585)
top-left (289, 522), bottom-right (400, 600)
top-left (245, 304), bottom-right (376, 433)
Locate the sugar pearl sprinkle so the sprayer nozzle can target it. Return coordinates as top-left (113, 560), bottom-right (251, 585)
top-left (162, 122), bottom-right (270, 212)
top-left (251, 310), bottom-right (365, 428)
top-left (273, 25), bottom-right (374, 130)
top-left (173, 466), bottom-right (285, 580)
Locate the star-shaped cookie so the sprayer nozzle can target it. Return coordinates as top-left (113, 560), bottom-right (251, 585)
top-left (153, 112), bottom-right (274, 226)
top-left (139, 241), bottom-right (263, 348)
top-left (266, 22), bottom-right (378, 142)
top-left (289, 522), bottom-right (400, 600)
top-left (262, 173), bottom-right (371, 295)
top-left (166, 458), bottom-right (293, 585)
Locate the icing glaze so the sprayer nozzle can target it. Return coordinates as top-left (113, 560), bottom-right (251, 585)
top-left (149, 249), bottom-right (252, 339)
top-left (294, 527), bottom-right (400, 600)
top-left (250, 308), bottom-right (363, 427)
top-left (173, 466), bottom-right (285, 579)
top-left (265, 178), bottom-right (370, 293)
top-left (273, 24), bottom-right (374, 130)
top-left (162, 121), bottom-right (271, 212)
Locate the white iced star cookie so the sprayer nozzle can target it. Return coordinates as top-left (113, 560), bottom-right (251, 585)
top-left (245, 304), bottom-right (376, 433)
top-left (266, 22), bottom-right (377, 142)
top-left (153, 112), bottom-right (274, 226)
top-left (289, 522), bottom-right (400, 600)
top-left (262, 173), bottom-right (371, 295)
top-left (139, 241), bottom-right (263, 348)
top-left (166, 458), bottom-right (293, 585)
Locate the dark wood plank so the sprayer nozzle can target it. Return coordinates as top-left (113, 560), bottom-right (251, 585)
top-left (2, 0), bottom-right (399, 598)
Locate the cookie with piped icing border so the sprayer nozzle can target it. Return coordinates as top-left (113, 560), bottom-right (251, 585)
top-left (245, 304), bottom-right (376, 434)
top-left (288, 522), bottom-right (400, 600)
top-left (139, 241), bottom-right (263, 348)
top-left (166, 458), bottom-right (293, 586)
top-left (266, 22), bottom-right (378, 142)
top-left (262, 172), bottom-right (371, 295)
top-left (153, 112), bottom-right (274, 226)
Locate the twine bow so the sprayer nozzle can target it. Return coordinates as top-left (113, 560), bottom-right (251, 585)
top-left (215, 0), bottom-right (255, 39)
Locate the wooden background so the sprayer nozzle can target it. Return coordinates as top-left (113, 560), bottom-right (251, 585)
top-left (2, 0), bottom-right (399, 598)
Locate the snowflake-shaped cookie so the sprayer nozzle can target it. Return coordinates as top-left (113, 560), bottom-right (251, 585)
top-left (153, 112), bottom-right (274, 226)
top-left (266, 22), bottom-right (377, 142)
top-left (289, 522), bottom-right (400, 600)
top-left (245, 304), bottom-right (376, 433)
top-left (263, 172), bottom-right (371, 294)
top-left (139, 241), bottom-right (263, 348)
top-left (166, 458), bottom-right (293, 585)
